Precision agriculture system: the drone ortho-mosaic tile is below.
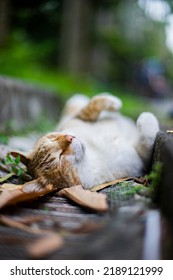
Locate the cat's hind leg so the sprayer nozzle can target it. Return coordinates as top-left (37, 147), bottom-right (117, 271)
top-left (136, 112), bottom-right (159, 165)
top-left (76, 93), bottom-right (122, 121)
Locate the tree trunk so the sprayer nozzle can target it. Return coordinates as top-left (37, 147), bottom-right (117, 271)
top-left (60, 0), bottom-right (93, 74)
top-left (0, 0), bottom-right (10, 47)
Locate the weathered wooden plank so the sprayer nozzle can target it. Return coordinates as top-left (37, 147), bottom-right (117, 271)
top-left (0, 194), bottom-right (145, 260)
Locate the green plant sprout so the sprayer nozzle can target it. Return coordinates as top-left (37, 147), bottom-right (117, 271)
top-left (0, 154), bottom-right (27, 183)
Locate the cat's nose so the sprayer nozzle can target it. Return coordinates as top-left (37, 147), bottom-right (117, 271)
top-left (65, 135), bottom-right (75, 143)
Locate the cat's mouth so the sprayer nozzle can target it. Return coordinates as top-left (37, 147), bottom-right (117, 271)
top-left (60, 135), bottom-right (85, 161)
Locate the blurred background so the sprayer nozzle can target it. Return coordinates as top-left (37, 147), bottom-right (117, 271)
top-left (1, 0), bottom-right (173, 128)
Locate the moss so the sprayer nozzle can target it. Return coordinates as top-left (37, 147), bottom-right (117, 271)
top-left (107, 181), bottom-right (147, 200)
top-left (145, 162), bottom-right (163, 194)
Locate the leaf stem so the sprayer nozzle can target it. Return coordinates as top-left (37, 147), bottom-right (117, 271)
top-left (0, 173), bottom-right (15, 183)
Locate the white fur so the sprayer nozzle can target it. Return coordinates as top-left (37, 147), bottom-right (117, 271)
top-left (56, 94), bottom-right (159, 189)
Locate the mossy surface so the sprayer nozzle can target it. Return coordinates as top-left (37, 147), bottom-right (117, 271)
top-left (105, 180), bottom-right (148, 201)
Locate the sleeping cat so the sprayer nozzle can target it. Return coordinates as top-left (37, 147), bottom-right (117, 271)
top-left (13, 93), bottom-right (159, 190)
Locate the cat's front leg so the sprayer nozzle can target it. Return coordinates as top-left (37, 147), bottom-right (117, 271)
top-left (76, 93), bottom-right (122, 121)
top-left (136, 112), bottom-right (159, 165)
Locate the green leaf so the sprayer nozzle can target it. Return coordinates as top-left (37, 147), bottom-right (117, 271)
top-left (17, 169), bottom-right (24, 177)
top-left (10, 166), bottom-right (18, 174)
top-left (2, 155), bottom-right (27, 179)
top-left (15, 155), bottom-right (21, 165)
top-left (5, 155), bottom-right (14, 165)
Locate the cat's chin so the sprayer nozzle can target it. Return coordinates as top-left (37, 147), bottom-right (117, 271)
top-left (71, 137), bottom-right (86, 162)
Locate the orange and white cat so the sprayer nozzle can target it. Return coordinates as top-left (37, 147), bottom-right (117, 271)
top-left (14, 93), bottom-right (159, 190)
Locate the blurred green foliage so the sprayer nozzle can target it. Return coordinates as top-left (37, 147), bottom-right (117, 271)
top-left (0, 0), bottom-right (171, 126)
top-left (0, 30), bottom-right (151, 120)
top-left (0, 134), bottom-right (9, 145)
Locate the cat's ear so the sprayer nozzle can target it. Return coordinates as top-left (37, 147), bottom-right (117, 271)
top-left (22, 178), bottom-right (56, 194)
top-left (22, 178), bottom-right (44, 193)
top-left (8, 151), bottom-right (31, 166)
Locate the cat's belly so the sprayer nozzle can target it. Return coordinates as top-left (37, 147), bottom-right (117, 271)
top-left (60, 116), bottom-right (138, 146)
top-left (79, 143), bottom-right (143, 189)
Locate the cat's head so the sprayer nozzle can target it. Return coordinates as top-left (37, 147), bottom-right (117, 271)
top-left (11, 132), bottom-right (86, 189)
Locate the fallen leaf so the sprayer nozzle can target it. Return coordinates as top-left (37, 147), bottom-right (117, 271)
top-left (0, 215), bottom-right (64, 259)
top-left (0, 187), bottom-right (24, 209)
top-left (59, 185), bottom-right (108, 212)
top-left (26, 232), bottom-right (63, 259)
top-left (0, 180), bottom-right (56, 209)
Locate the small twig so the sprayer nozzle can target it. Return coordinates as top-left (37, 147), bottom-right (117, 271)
top-left (90, 177), bottom-right (131, 192)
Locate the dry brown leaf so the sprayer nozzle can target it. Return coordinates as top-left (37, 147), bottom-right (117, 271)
top-left (0, 215), bottom-right (64, 259)
top-left (0, 181), bottom-right (56, 209)
top-left (59, 185), bottom-right (108, 212)
top-left (26, 233), bottom-right (63, 259)
top-left (0, 188), bottom-right (24, 209)
top-left (90, 177), bottom-right (131, 192)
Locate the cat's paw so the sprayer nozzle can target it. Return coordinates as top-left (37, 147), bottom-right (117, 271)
top-left (91, 93), bottom-right (122, 112)
top-left (137, 112), bottom-right (159, 151)
top-left (76, 93), bottom-right (122, 121)
top-left (136, 112), bottom-right (159, 164)
top-left (137, 112), bottom-right (159, 146)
